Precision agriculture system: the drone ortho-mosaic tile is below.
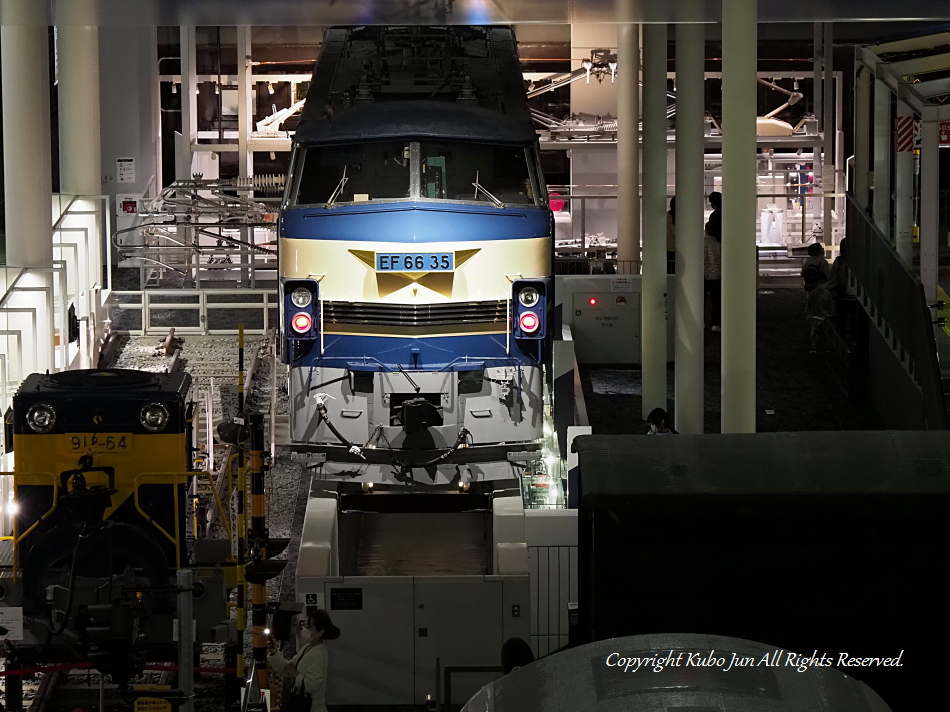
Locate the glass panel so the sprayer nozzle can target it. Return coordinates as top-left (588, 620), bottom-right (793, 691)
top-left (520, 460), bottom-right (566, 509)
top-left (294, 141), bottom-right (412, 206)
top-left (419, 142), bottom-right (537, 205)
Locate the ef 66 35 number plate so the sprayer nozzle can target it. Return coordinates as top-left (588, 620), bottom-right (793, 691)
top-left (376, 252), bottom-right (454, 272)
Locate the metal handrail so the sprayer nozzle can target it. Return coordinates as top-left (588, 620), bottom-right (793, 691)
top-left (6, 471), bottom-right (61, 581)
top-left (845, 195), bottom-right (948, 429)
top-left (110, 288), bottom-right (276, 336)
top-left (132, 471), bottom-right (194, 569)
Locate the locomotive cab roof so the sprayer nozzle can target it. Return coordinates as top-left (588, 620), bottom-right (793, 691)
top-left (294, 100), bottom-right (538, 146)
top-left (15, 369), bottom-right (191, 397)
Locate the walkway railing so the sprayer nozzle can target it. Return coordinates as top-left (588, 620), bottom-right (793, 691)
top-left (109, 288), bottom-right (277, 336)
top-left (0, 194), bottom-right (112, 533)
top-left (0, 195), bottom-right (111, 417)
top-left (845, 195), bottom-right (948, 429)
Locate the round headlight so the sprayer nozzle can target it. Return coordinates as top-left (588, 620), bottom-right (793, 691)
top-left (519, 287), bottom-right (540, 308)
top-left (141, 403), bottom-right (169, 432)
top-left (291, 287), bottom-right (312, 308)
top-left (26, 404), bottom-right (56, 433)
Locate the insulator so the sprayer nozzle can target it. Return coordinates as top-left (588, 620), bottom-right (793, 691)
top-left (233, 174), bottom-right (286, 193)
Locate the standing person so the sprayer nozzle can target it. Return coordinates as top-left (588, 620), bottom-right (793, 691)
top-left (267, 609), bottom-right (340, 712)
top-left (704, 192), bottom-right (723, 332)
top-left (461, 638), bottom-right (537, 711)
top-left (801, 242), bottom-right (832, 352)
top-left (825, 237), bottom-right (850, 335)
top-left (647, 407), bottom-right (678, 434)
top-left (666, 197), bottom-right (676, 274)
top-left (706, 191), bottom-right (722, 242)
top-left (501, 637), bottom-right (535, 674)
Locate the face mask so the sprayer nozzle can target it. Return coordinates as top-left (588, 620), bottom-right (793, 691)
top-left (296, 624), bottom-right (310, 649)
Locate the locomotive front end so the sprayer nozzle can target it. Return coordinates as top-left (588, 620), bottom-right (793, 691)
top-left (279, 105), bottom-right (554, 484)
top-left (0, 370), bottom-right (227, 682)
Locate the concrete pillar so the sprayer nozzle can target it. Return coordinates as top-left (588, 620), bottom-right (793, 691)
top-left (822, 22), bottom-right (834, 245)
top-left (641, 24), bottom-right (668, 417)
top-left (894, 101), bottom-right (914, 265)
top-left (1, 0), bottom-right (53, 269)
top-left (812, 23), bottom-right (824, 238)
top-left (853, 58), bottom-right (871, 211)
top-left (674, 23), bottom-right (705, 435)
top-left (721, 0), bottom-right (758, 434)
top-left (57, 25), bottom-right (102, 196)
top-left (177, 26), bottom-right (198, 180)
top-left (835, 73), bottom-right (845, 232)
top-left (919, 115), bottom-right (939, 305)
top-left (99, 26), bottom-right (160, 266)
top-left (237, 26), bottom-right (254, 183)
top-left (616, 23), bottom-right (640, 265)
top-left (872, 79), bottom-right (892, 237)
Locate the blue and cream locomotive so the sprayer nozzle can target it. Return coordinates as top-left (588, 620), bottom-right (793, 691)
top-left (279, 26), bottom-right (553, 484)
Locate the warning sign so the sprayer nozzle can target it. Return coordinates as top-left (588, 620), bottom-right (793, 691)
top-left (220, 384), bottom-right (240, 423)
top-left (134, 698), bottom-right (172, 712)
top-left (0, 606), bottom-right (24, 641)
top-left (610, 277), bottom-right (633, 293)
top-left (117, 157), bottom-right (136, 183)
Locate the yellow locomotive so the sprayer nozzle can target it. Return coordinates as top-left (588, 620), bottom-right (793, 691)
top-left (0, 369), bottom-right (230, 684)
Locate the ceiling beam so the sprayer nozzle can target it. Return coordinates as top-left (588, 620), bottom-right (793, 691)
top-left (889, 52), bottom-right (950, 78)
top-left (41, 0), bottom-right (950, 26)
top-left (871, 31), bottom-right (950, 55)
top-left (913, 76), bottom-right (950, 98)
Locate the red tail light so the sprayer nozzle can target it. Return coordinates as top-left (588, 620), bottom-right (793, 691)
top-left (291, 312), bottom-right (313, 333)
top-left (519, 311), bottom-right (540, 334)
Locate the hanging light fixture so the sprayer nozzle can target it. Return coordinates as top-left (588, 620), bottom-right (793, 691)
top-left (268, 82), bottom-right (275, 95)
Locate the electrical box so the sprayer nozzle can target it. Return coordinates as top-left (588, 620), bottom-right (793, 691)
top-left (571, 291), bottom-right (639, 363)
top-left (556, 275), bottom-right (675, 365)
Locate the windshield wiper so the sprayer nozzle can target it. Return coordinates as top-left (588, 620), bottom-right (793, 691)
top-left (325, 165), bottom-right (349, 208)
top-left (472, 170), bottom-right (505, 209)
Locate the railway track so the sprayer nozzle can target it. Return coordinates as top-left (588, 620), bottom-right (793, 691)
top-left (108, 328), bottom-right (272, 532)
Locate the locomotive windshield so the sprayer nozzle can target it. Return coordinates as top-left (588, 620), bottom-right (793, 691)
top-left (294, 140), bottom-right (413, 206)
top-left (418, 141), bottom-right (536, 206)
top-left (291, 140), bottom-right (540, 207)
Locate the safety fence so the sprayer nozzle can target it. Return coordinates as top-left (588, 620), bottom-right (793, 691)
top-left (0, 662), bottom-right (236, 677)
top-left (0, 194), bottom-right (111, 399)
top-left (108, 289), bottom-right (278, 336)
top-left (551, 189), bottom-right (846, 277)
top-left (845, 195), bottom-right (948, 429)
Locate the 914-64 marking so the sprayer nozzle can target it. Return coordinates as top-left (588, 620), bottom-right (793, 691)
top-left (67, 434), bottom-right (132, 452)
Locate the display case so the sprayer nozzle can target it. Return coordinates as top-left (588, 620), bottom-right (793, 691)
top-left (519, 460), bottom-right (566, 509)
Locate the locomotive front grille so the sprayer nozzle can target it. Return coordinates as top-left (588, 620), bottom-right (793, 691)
top-left (323, 300), bottom-right (508, 327)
